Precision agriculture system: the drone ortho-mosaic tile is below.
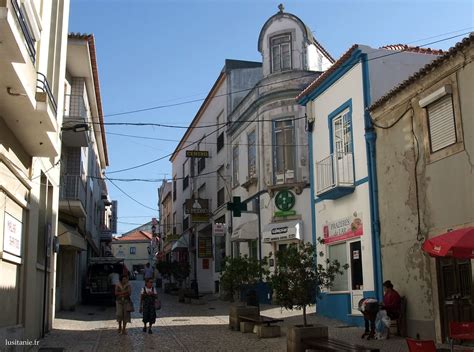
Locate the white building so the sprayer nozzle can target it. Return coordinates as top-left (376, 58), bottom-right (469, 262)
top-left (56, 33), bottom-right (116, 312)
top-left (227, 6), bottom-right (333, 301)
top-left (0, 0), bottom-right (70, 341)
top-left (297, 44), bottom-right (441, 326)
top-left (169, 60), bottom-right (262, 293)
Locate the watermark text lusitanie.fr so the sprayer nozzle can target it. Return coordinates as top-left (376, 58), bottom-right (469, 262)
top-left (4, 339), bottom-right (40, 346)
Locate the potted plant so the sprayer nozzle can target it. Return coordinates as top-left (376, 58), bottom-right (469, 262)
top-left (220, 255), bottom-right (269, 330)
top-left (271, 242), bottom-right (348, 352)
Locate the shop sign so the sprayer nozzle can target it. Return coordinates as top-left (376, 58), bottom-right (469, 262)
top-left (213, 223), bottom-right (225, 235)
top-left (185, 198), bottom-right (210, 223)
top-left (323, 213), bottom-right (363, 244)
top-left (271, 226), bottom-right (288, 235)
top-left (198, 236), bottom-right (213, 258)
top-left (3, 213), bottom-right (22, 257)
top-left (275, 190), bottom-right (296, 211)
top-left (186, 150), bottom-right (209, 158)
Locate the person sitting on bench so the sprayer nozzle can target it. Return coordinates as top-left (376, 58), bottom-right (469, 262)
top-left (358, 297), bottom-right (379, 340)
top-left (382, 280), bottom-right (401, 320)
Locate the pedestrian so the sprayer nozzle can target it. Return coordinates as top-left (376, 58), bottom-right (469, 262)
top-left (144, 263), bottom-right (154, 282)
top-left (382, 280), bottom-right (401, 320)
top-left (358, 297), bottom-right (379, 340)
top-left (140, 278), bottom-right (157, 334)
top-left (115, 274), bottom-right (132, 335)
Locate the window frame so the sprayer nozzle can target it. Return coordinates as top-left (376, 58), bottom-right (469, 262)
top-left (247, 129), bottom-right (257, 178)
top-left (270, 33), bottom-right (292, 73)
top-left (419, 79), bottom-right (464, 164)
top-left (272, 118), bottom-right (296, 184)
top-left (129, 247), bottom-right (136, 255)
top-left (232, 145), bottom-right (239, 188)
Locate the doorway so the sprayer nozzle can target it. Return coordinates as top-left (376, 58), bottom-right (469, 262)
top-left (437, 258), bottom-right (473, 341)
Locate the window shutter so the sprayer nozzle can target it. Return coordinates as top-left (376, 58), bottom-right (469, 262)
top-left (427, 95), bottom-right (456, 152)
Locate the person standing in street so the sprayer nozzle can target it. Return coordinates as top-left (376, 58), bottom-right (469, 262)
top-left (115, 275), bottom-right (132, 335)
top-left (140, 278), bottom-right (157, 334)
top-left (144, 263), bottom-right (154, 282)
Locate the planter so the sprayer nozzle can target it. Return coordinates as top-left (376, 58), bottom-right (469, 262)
top-left (287, 324), bottom-right (328, 352)
top-left (228, 305), bottom-right (259, 331)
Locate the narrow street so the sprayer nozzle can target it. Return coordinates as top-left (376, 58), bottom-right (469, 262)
top-left (33, 280), bottom-right (408, 352)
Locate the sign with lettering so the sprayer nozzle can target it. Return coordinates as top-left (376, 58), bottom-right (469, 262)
top-left (323, 213), bottom-right (363, 244)
top-left (3, 213), bottom-right (22, 257)
top-left (186, 150), bottom-right (209, 158)
top-left (198, 237), bottom-right (213, 258)
top-left (213, 223), bottom-right (225, 235)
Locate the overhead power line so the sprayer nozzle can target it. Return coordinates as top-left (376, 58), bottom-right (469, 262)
top-left (105, 175), bottom-right (159, 212)
top-left (95, 30), bottom-right (471, 119)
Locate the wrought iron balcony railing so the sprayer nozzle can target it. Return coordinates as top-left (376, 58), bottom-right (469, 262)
top-left (37, 72), bottom-right (57, 116)
top-left (10, 0), bottom-right (36, 63)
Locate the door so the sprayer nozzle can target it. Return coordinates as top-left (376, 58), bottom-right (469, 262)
top-left (437, 258), bottom-right (474, 341)
top-left (350, 241), bottom-right (364, 314)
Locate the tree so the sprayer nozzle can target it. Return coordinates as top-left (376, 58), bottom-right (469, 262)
top-left (271, 242), bottom-right (348, 327)
top-left (156, 261), bottom-right (173, 282)
top-left (172, 261), bottom-right (190, 288)
top-left (220, 255), bottom-right (269, 302)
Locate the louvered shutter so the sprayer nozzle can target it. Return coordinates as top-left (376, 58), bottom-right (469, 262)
top-left (427, 95), bottom-right (456, 152)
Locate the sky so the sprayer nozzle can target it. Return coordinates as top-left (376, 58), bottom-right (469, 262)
top-left (69, 0), bottom-right (473, 235)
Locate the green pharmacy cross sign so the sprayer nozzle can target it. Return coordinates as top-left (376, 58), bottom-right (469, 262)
top-left (274, 190), bottom-right (296, 217)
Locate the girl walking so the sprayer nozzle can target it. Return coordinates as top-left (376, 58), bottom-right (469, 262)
top-left (115, 275), bottom-right (132, 335)
top-left (140, 278), bottom-right (157, 334)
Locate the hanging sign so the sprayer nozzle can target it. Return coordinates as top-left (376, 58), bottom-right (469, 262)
top-left (186, 150), bottom-right (209, 158)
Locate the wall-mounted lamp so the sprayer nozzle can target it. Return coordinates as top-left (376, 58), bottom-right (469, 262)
top-left (61, 123), bottom-right (89, 133)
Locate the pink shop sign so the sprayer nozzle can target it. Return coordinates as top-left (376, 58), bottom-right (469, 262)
top-left (323, 214), bottom-right (363, 244)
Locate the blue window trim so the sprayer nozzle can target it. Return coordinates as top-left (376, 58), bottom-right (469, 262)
top-left (272, 117), bottom-right (297, 184)
top-left (327, 98), bottom-right (354, 155)
top-left (327, 98), bottom-right (356, 188)
top-left (314, 176), bottom-right (368, 204)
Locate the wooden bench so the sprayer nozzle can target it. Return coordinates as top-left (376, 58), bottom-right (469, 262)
top-left (238, 315), bottom-right (284, 338)
top-left (239, 314), bottom-right (284, 327)
top-left (302, 337), bottom-right (380, 352)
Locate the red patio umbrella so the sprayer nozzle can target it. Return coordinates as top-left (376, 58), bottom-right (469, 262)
top-left (422, 227), bottom-right (474, 259)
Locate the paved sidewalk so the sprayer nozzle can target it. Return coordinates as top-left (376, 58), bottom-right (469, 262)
top-left (31, 280), bottom-right (408, 352)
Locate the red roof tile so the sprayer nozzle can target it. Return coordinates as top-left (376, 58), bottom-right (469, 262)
top-left (370, 33), bottom-right (473, 111)
top-left (115, 231), bottom-right (152, 242)
top-left (381, 44), bottom-right (444, 55)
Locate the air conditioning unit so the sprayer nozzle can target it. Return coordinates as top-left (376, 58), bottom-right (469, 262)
top-left (276, 173), bottom-right (285, 185)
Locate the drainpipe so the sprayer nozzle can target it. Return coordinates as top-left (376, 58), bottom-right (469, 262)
top-left (361, 54), bottom-right (383, 301)
top-left (308, 124), bottom-right (318, 310)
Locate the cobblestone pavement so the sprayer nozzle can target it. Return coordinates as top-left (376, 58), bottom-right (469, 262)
top-left (31, 280), bottom-right (410, 352)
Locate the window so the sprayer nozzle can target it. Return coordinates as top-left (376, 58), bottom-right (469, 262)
top-left (217, 165), bottom-right (225, 207)
top-left (173, 212), bottom-right (177, 234)
top-left (350, 241), bottom-right (363, 290)
top-left (130, 247), bottom-right (136, 255)
top-left (198, 157), bottom-right (205, 173)
top-left (217, 188), bottom-right (225, 207)
top-left (328, 243), bottom-right (349, 291)
top-left (249, 240), bottom-right (258, 259)
top-left (232, 145), bottom-right (239, 187)
top-left (271, 34), bottom-right (292, 73)
top-left (217, 132), bottom-right (224, 152)
top-left (182, 160), bottom-right (189, 190)
top-left (332, 109), bottom-right (352, 156)
top-left (214, 235), bottom-right (226, 272)
top-left (273, 119), bottom-right (295, 183)
top-left (173, 176), bottom-right (177, 201)
top-left (247, 130), bottom-right (256, 178)
top-left (183, 203), bottom-right (189, 231)
top-left (426, 95), bottom-right (456, 153)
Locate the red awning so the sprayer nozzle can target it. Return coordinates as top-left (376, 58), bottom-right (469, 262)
top-left (422, 227), bottom-right (474, 259)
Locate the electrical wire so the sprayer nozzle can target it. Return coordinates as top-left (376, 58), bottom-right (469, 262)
top-left (105, 175), bottom-right (159, 211)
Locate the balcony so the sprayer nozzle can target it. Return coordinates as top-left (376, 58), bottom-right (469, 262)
top-left (59, 175), bottom-right (87, 218)
top-left (315, 152), bottom-right (355, 200)
top-left (36, 72), bottom-right (57, 121)
top-left (62, 94), bottom-right (89, 147)
top-left (0, 0), bottom-right (41, 65)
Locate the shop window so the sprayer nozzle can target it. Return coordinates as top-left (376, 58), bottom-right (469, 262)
top-left (328, 242), bottom-right (349, 291)
top-left (350, 241), bottom-right (363, 290)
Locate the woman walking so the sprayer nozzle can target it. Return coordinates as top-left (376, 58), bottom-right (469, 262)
top-left (140, 278), bottom-right (157, 334)
top-left (115, 275), bottom-right (132, 335)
